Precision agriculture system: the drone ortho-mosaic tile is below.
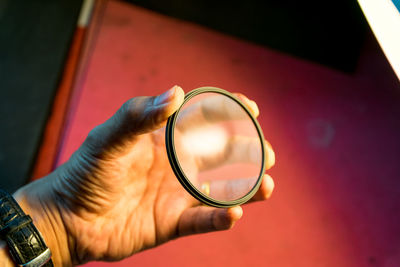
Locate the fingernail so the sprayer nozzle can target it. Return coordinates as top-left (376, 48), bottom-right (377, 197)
top-left (223, 207), bottom-right (243, 229)
top-left (155, 85), bottom-right (179, 106)
top-left (232, 206), bottom-right (243, 220)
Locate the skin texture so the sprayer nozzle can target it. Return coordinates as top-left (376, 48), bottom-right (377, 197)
top-left (1, 86), bottom-right (275, 266)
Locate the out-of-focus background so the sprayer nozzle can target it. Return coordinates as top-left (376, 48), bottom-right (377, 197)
top-left (1, 0), bottom-right (400, 266)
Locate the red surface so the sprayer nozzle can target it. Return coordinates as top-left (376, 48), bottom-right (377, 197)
top-left (56, 1), bottom-right (400, 266)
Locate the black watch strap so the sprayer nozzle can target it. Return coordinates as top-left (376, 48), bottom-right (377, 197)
top-left (0, 189), bottom-right (53, 266)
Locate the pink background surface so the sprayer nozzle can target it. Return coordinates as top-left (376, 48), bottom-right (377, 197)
top-left (58, 1), bottom-right (400, 266)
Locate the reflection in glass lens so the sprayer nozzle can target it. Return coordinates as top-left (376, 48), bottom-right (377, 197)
top-left (173, 92), bottom-right (263, 202)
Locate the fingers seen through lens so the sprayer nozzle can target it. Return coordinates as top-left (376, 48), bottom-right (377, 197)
top-left (177, 175), bottom-right (274, 237)
top-left (198, 174), bottom-right (274, 202)
top-left (176, 92), bottom-right (258, 133)
top-left (196, 136), bottom-right (275, 172)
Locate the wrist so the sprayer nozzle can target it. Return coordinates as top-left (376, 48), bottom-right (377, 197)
top-left (13, 174), bottom-right (73, 267)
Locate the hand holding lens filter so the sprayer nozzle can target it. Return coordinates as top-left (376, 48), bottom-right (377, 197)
top-left (165, 87), bottom-right (266, 207)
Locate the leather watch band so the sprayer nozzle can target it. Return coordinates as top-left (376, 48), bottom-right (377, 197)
top-left (0, 189), bottom-right (53, 267)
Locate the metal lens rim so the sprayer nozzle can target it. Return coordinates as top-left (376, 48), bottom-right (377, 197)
top-left (165, 87), bottom-right (266, 208)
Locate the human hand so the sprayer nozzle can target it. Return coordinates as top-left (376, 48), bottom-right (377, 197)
top-left (12, 86), bottom-right (275, 266)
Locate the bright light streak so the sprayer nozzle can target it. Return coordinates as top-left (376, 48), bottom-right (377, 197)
top-left (358, 0), bottom-right (400, 80)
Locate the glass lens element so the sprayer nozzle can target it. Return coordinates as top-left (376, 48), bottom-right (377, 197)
top-left (173, 92), bottom-right (263, 202)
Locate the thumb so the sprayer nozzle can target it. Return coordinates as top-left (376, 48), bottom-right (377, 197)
top-left (152, 85), bottom-right (185, 127)
top-left (135, 85), bottom-right (185, 133)
top-left (84, 85), bottom-right (185, 151)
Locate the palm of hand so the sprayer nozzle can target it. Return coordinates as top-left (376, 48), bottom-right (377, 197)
top-left (61, 128), bottom-right (199, 262)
